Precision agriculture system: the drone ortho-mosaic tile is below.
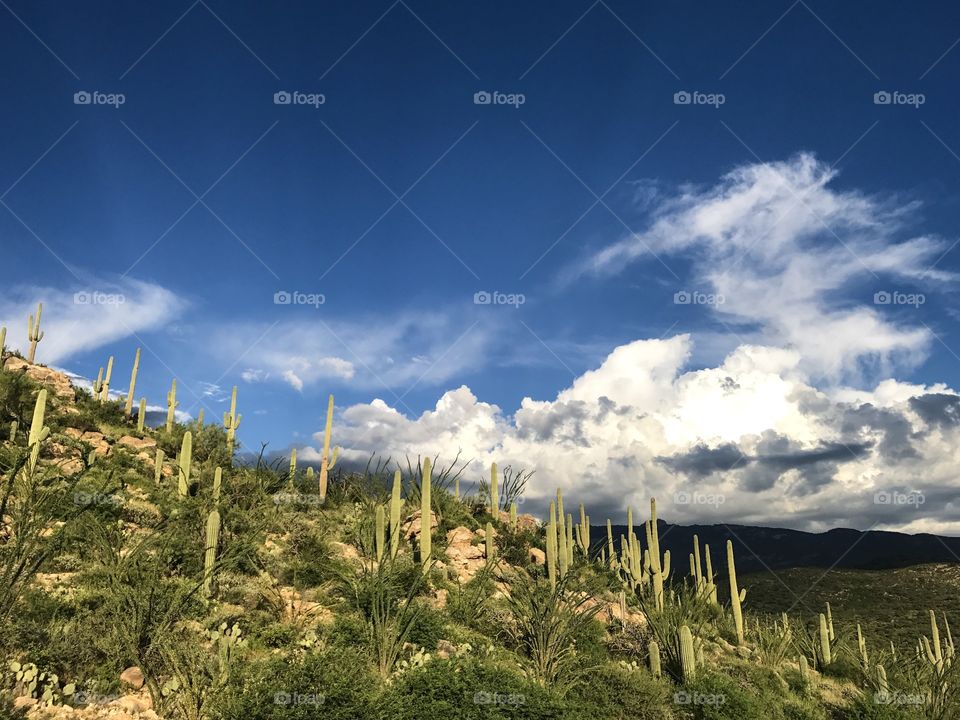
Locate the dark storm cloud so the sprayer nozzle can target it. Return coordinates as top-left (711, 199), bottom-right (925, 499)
top-left (656, 442), bottom-right (747, 476)
top-left (909, 393), bottom-right (960, 429)
top-left (839, 403), bottom-right (918, 461)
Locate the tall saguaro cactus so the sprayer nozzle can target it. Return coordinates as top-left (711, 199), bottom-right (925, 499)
top-left (489, 462), bottom-right (499, 515)
top-left (166, 379), bottom-right (178, 432)
top-left (317, 394), bottom-right (338, 500)
top-left (420, 457), bottom-right (432, 571)
top-left (288, 448), bottom-right (297, 485)
top-left (27, 303), bottom-right (44, 364)
top-left (679, 625), bottom-right (697, 681)
top-left (819, 613), bottom-right (832, 666)
top-left (203, 509), bottom-right (221, 598)
top-left (27, 390), bottom-right (49, 477)
top-left (646, 499), bottom-right (670, 611)
top-left (0, 326), bottom-right (6, 356)
top-left (727, 540), bottom-right (745, 645)
top-left (224, 386), bottom-right (241, 460)
top-left (177, 431), bottom-right (192, 497)
top-left (124, 348), bottom-right (141, 416)
top-left (546, 501), bottom-right (558, 588)
top-left (99, 356), bottom-right (114, 403)
top-left (137, 398), bottom-right (147, 433)
top-left (390, 470), bottom-right (402, 559)
top-left (375, 505), bottom-right (386, 562)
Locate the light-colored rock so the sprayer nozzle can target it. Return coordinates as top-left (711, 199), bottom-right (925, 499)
top-left (446, 526), bottom-right (474, 545)
top-left (436, 639), bottom-right (457, 659)
top-left (330, 541), bottom-right (360, 562)
top-left (119, 665), bottom-right (145, 689)
top-left (515, 513), bottom-right (539, 531)
top-left (117, 436), bottom-right (156, 453)
top-left (14, 696), bottom-right (38, 709)
top-left (3, 357), bottom-right (74, 398)
top-left (529, 548), bottom-right (546, 565)
top-left (402, 510), bottom-right (438, 539)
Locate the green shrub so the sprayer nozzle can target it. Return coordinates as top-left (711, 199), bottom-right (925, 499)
top-left (570, 662), bottom-right (675, 719)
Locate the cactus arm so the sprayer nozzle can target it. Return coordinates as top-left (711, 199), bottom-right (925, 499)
top-left (546, 501), bottom-right (557, 588)
top-left (124, 349), bottom-right (141, 416)
top-left (137, 398), bottom-right (147, 432)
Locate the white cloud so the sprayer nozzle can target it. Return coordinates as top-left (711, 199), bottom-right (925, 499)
top-left (0, 278), bottom-right (185, 364)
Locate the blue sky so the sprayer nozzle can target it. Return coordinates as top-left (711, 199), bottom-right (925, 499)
top-left (4, 1), bottom-right (960, 530)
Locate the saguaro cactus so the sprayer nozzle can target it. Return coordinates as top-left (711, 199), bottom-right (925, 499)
top-left (557, 491), bottom-right (568, 579)
top-left (485, 522), bottom-right (495, 559)
top-left (509, 502), bottom-right (517, 529)
top-left (178, 431), bottom-right (192, 497)
top-left (224, 386), bottom-right (241, 460)
top-left (647, 499), bottom-right (670, 610)
top-left (819, 613), bottom-right (832, 666)
top-left (27, 389), bottom-right (49, 476)
top-left (546, 501), bottom-right (558, 588)
top-left (99, 356), bottom-right (114, 403)
top-left (390, 470), bottom-right (402, 558)
top-left (137, 398), bottom-right (147, 433)
top-left (166, 379), bottom-right (178, 432)
top-left (124, 348), bottom-right (141, 417)
top-left (26, 303), bottom-right (43, 364)
top-left (197, 408), bottom-right (205, 430)
top-left (679, 625), bottom-right (697, 681)
top-left (317, 394), bottom-right (339, 500)
top-left (575, 503), bottom-right (590, 556)
top-left (375, 505), bottom-right (386, 562)
top-left (727, 540), bottom-right (745, 644)
top-left (213, 467), bottom-right (222, 503)
top-left (489, 462), bottom-right (499, 514)
top-left (203, 509), bottom-right (221, 597)
top-left (8, 420), bottom-right (17, 442)
top-left (799, 655), bottom-right (810, 684)
top-left (857, 624), bottom-right (869, 667)
top-left (0, 326), bottom-right (6, 356)
top-left (154, 449), bottom-right (164, 484)
top-left (649, 640), bottom-right (662, 678)
top-left (288, 449), bottom-right (297, 484)
top-left (420, 457), bottom-right (432, 571)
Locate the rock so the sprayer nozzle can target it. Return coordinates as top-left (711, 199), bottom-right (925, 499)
top-left (402, 510), bottom-right (438, 539)
top-left (13, 696), bottom-right (37, 710)
top-left (446, 527), bottom-right (474, 545)
top-left (80, 431), bottom-right (111, 457)
top-left (2, 357), bottom-right (75, 398)
top-left (429, 588), bottom-right (449, 609)
top-left (117, 435), bottom-right (156, 453)
top-left (529, 548), bottom-right (546, 565)
top-left (330, 541), bottom-right (360, 562)
top-left (436, 639), bottom-right (457, 659)
top-left (515, 513), bottom-right (539, 531)
top-left (114, 694), bottom-right (150, 713)
top-left (119, 665), bottom-right (145, 689)
top-left (475, 526), bottom-right (498, 539)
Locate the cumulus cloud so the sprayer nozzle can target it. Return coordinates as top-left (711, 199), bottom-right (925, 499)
top-left (0, 277), bottom-right (185, 363)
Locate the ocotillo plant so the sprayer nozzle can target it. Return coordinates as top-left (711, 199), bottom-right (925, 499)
top-left (224, 386), bottom-right (241, 460)
top-left (489, 462), bottom-right (499, 514)
top-left (26, 389), bottom-right (49, 477)
top-left (203, 509), bottom-right (220, 598)
top-left (420, 457), bottom-right (432, 571)
top-left (390, 470), bottom-right (402, 559)
top-left (727, 540), bottom-right (745, 645)
top-left (137, 398), bottom-right (146, 433)
top-left (177, 432), bottom-right (192, 497)
top-left (99, 356), bottom-right (114, 403)
top-left (124, 348), bottom-right (141, 417)
top-left (26, 303), bottom-right (43, 364)
top-left (166, 379), bottom-right (178, 433)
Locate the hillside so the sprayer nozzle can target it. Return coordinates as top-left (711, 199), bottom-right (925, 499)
top-left (0, 350), bottom-right (958, 720)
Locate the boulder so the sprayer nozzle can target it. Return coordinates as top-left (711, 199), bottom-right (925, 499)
top-left (2, 357), bottom-right (74, 399)
top-left (529, 548), bottom-right (546, 565)
top-left (119, 665), bottom-right (145, 689)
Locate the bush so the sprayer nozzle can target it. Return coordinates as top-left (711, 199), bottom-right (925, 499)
top-left (570, 663), bottom-right (675, 719)
top-left (377, 656), bottom-right (566, 719)
top-left (210, 647), bottom-right (376, 720)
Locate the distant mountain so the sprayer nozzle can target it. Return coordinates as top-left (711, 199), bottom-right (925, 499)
top-left (597, 522), bottom-right (960, 574)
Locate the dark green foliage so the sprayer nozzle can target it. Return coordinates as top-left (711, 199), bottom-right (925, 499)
top-left (570, 663), bottom-right (675, 719)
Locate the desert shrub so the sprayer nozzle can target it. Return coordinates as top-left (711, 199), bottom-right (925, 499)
top-left (570, 662), bottom-right (675, 719)
top-left (407, 602), bottom-right (447, 650)
top-left (210, 646), bottom-right (376, 720)
top-left (377, 655), bottom-right (565, 719)
top-left (448, 562), bottom-right (496, 629)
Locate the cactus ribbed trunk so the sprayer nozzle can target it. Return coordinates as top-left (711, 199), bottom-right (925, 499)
top-left (203, 509), bottom-right (221, 597)
top-left (649, 640), bottom-right (661, 678)
top-left (177, 432), bottom-right (192, 497)
top-left (166, 379), bottom-right (178, 433)
top-left (137, 398), bottom-right (146, 433)
top-left (224, 386), bottom-right (241, 462)
top-left (318, 394), bottom-right (333, 500)
top-left (727, 540), bottom-right (744, 645)
top-left (546, 501), bottom-right (557, 588)
top-left (679, 625), bottom-right (697, 681)
top-left (819, 613), bottom-right (832, 666)
top-left (390, 470), bottom-right (402, 559)
top-left (489, 462), bottom-right (498, 515)
top-left (124, 349), bottom-right (140, 416)
top-left (375, 505), bottom-right (386, 562)
top-left (420, 458), bottom-right (432, 572)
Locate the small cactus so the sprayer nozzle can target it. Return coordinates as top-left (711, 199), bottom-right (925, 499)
top-left (649, 640), bottom-right (661, 678)
top-left (375, 505), bottom-right (386, 562)
top-left (727, 540), bottom-right (744, 645)
top-left (509, 501), bottom-right (517, 529)
top-left (679, 625), bottom-right (697, 681)
top-left (799, 655), bottom-right (810, 684)
top-left (9, 419), bottom-right (17, 442)
top-left (137, 397), bottom-right (147, 432)
top-left (389, 469), bottom-right (402, 559)
top-left (203, 509), bottom-right (221, 597)
top-left (819, 613), bottom-right (832, 666)
top-left (288, 448), bottom-right (297, 485)
top-left (489, 461), bottom-right (499, 514)
top-left (154, 448), bottom-right (164, 484)
top-left (197, 408), bottom-right (204, 430)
